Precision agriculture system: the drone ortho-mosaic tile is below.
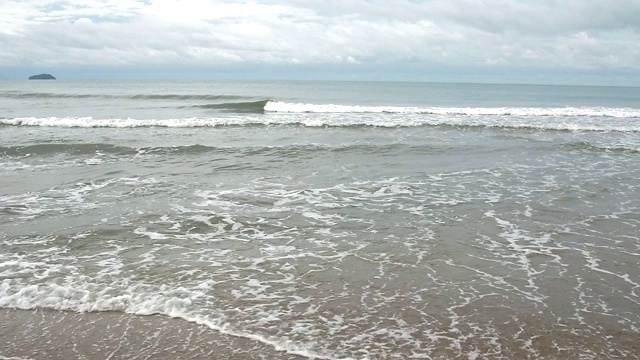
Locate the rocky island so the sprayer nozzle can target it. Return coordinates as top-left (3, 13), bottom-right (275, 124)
top-left (28, 74), bottom-right (56, 80)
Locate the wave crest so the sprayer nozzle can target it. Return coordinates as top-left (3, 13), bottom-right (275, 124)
top-left (2, 101), bottom-right (640, 132)
top-left (194, 100), bottom-right (270, 113)
top-left (2, 115), bottom-right (638, 132)
top-left (264, 101), bottom-right (640, 118)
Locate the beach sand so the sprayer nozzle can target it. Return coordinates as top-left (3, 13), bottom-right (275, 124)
top-left (1, 308), bottom-right (639, 359)
top-left (0, 309), bottom-right (305, 360)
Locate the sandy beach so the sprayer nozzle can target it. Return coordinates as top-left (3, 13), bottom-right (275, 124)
top-left (0, 308), bottom-right (308, 360)
top-left (1, 307), bottom-right (639, 359)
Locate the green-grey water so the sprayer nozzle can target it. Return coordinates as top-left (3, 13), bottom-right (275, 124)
top-left (1, 80), bottom-right (639, 359)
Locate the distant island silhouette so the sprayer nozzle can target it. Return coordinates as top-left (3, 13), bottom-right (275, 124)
top-left (29, 74), bottom-right (56, 80)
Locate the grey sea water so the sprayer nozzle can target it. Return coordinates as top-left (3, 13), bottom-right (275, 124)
top-left (1, 80), bottom-right (639, 359)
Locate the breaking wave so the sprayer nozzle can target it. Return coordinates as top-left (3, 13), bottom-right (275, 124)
top-left (1, 116), bottom-right (638, 133)
top-left (2, 101), bottom-right (639, 132)
top-left (264, 101), bottom-right (640, 118)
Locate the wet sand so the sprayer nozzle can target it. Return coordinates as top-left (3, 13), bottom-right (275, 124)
top-left (1, 308), bottom-right (638, 359)
top-left (0, 309), bottom-right (305, 360)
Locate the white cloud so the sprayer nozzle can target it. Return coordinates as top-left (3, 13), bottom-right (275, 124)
top-left (0, 0), bottom-right (638, 73)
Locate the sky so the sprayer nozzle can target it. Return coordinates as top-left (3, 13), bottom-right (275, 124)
top-left (0, 0), bottom-right (639, 85)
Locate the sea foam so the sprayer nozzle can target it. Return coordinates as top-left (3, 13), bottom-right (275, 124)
top-left (264, 101), bottom-right (640, 117)
top-left (2, 109), bottom-right (639, 133)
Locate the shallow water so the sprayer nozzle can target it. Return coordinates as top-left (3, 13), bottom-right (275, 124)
top-left (1, 81), bottom-right (639, 359)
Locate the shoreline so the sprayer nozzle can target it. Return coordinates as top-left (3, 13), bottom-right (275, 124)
top-left (1, 308), bottom-right (639, 359)
top-left (0, 308), bottom-right (305, 360)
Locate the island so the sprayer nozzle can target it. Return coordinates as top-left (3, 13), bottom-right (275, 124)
top-left (28, 74), bottom-right (56, 80)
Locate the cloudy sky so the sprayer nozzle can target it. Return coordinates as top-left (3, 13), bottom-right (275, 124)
top-left (1, 0), bottom-right (639, 85)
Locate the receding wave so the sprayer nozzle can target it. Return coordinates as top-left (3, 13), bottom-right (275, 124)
top-left (0, 283), bottom-right (329, 359)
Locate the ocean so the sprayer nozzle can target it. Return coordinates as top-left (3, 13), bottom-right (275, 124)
top-left (0, 80), bottom-right (639, 359)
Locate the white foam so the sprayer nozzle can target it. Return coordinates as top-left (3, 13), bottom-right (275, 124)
top-left (2, 103), bottom-right (640, 132)
top-left (84, 158), bottom-right (103, 165)
top-left (0, 162), bottom-right (31, 171)
top-left (0, 280), bottom-right (336, 359)
top-left (134, 227), bottom-right (169, 240)
top-left (265, 101), bottom-right (640, 118)
top-left (0, 117), bottom-right (255, 128)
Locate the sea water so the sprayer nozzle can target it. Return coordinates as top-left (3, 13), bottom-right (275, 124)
top-left (0, 80), bottom-right (639, 359)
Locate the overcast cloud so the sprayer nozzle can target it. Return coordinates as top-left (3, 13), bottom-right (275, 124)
top-left (1, 0), bottom-right (639, 84)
